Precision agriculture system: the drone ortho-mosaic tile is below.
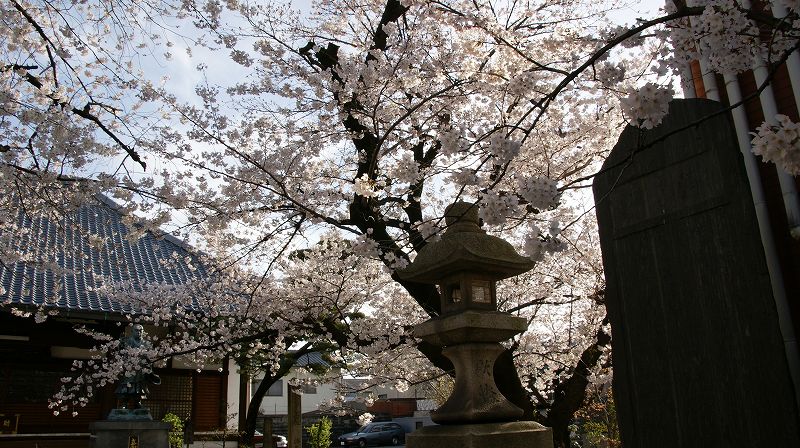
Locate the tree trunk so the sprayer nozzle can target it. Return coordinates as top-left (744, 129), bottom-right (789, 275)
top-left (543, 317), bottom-right (611, 448)
top-left (238, 348), bottom-right (312, 446)
top-left (239, 372), bottom-right (276, 447)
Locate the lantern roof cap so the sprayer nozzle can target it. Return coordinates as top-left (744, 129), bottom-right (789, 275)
top-left (397, 202), bottom-right (534, 283)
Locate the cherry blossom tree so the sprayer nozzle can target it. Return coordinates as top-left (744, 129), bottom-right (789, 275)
top-left (3, 0), bottom-right (799, 447)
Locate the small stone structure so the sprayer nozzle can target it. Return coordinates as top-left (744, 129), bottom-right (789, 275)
top-left (89, 325), bottom-right (169, 447)
top-left (89, 421), bottom-right (171, 448)
top-left (398, 202), bottom-right (553, 448)
top-left (110, 324), bottom-right (162, 420)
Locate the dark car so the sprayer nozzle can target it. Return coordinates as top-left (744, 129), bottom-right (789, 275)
top-left (338, 422), bottom-right (405, 447)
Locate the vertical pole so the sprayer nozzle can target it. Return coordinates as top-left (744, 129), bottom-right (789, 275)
top-left (264, 417), bottom-right (274, 448)
top-left (238, 372), bottom-right (250, 435)
top-left (724, 70), bottom-right (800, 418)
top-left (288, 385), bottom-right (302, 448)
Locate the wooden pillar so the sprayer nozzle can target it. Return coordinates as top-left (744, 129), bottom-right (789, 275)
top-left (263, 417), bottom-right (274, 448)
top-left (238, 371), bottom-right (249, 433)
top-left (287, 385), bottom-right (302, 448)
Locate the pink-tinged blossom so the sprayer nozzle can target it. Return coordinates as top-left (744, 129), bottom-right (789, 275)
top-left (357, 413), bottom-right (374, 426)
top-left (523, 221), bottom-right (566, 262)
top-left (479, 190), bottom-right (520, 226)
top-left (449, 169), bottom-right (480, 186)
top-left (594, 61), bottom-right (627, 86)
top-left (389, 152), bottom-right (421, 184)
top-left (382, 251), bottom-right (409, 272)
top-left (693, 0), bottom-right (762, 74)
top-left (517, 176), bottom-right (560, 210)
top-left (412, 220), bottom-right (442, 243)
top-left (620, 83), bottom-right (675, 129)
top-left (524, 230), bottom-right (546, 262)
top-left (439, 127), bottom-right (466, 157)
top-left (353, 174), bottom-right (380, 198)
top-left (488, 133), bottom-right (522, 164)
top-left (351, 234), bottom-right (381, 258)
top-left (751, 115), bottom-right (800, 175)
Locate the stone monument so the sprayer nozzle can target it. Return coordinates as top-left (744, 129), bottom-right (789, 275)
top-left (593, 99), bottom-right (800, 446)
top-left (89, 324), bottom-right (170, 448)
top-left (398, 202), bottom-right (553, 448)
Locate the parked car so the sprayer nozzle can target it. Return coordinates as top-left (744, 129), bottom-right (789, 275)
top-left (338, 422), bottom-right (405, 447)
top-left (253, 430), bottom-right (288, 448)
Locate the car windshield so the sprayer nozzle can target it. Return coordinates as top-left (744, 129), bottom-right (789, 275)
top-left (357, 425), bottom-right (369, 433)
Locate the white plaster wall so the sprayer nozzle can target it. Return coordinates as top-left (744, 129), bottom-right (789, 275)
top-left (344, 378), bottom-right (436, 400)
top-left (256, 370), bottom-right (339, 416)
top-left (51, 346), bottom-right (95, 359)
top-left (226, 358), bottom-right (244, 429)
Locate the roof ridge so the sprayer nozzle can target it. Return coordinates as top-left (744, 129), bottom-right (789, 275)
top-left (92, 193), bottom-right (205, 257)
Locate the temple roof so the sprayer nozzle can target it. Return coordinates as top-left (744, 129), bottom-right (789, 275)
top-left (0, 195), bottom-right (208, 315)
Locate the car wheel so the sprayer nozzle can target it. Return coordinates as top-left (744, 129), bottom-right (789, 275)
top-left (358, 439), bottom-right (367, 448)
top-left (391, 436), bottom-right (400, 445)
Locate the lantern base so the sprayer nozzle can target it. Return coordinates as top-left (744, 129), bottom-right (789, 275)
top-left (405, 421), bottom-right (553, 448)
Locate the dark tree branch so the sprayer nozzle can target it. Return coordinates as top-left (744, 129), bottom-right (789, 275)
top-left (543, 316), bottom-right (611, 448)
top-left (9, 0), bottom-right (147, 170)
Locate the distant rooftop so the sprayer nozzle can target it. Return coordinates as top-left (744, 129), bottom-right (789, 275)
top-left (0, 195), bottom-right (208, 315)
top-left (294, 351), bottom-right (330, 368)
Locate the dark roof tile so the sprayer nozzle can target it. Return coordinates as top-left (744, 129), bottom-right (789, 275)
top-left (1, 195), bottom-right (208, 315)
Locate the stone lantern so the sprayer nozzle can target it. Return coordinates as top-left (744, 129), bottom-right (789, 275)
top-left (400, 202), bottom-right (534, 316)
top-left (398, 201), bottom-right (553, 448)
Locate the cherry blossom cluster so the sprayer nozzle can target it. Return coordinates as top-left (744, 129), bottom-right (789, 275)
top-left (523, 222), bottom-right (567, 263)
top-left (487, 133), bottom-right (522, 164)
top-left (479, 190), bottom-right (520, 226)
top-left (438, 126), bottom-right (466, 157)
top-left (389, 152), bottom-right (422, 185)
top-left (499, 211), bottom-right (608, 412)
top-left (751, 114), bottom-right (800, 175)
top-left (773, 0), bottom-right (800, 16)
top-left (619, 83), bottom-right (675, 130)
top-left (357, 413), bottom-right (375, 426)
top-left (517, 176), bottom-right (561, 211)
top-left (412, 219), bottom-right (443, 243)
top-left (42, 236), bottom-right (426, 417)
top-left (353, 174), bottom-right (382, 198)
top-left (694, 0), bottom-right (763, 74)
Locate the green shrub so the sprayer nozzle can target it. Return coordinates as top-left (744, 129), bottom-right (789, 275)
top-left (162, 413), bottom-right (184, 448)
top-left (305, 416), bottom-right (332, 448)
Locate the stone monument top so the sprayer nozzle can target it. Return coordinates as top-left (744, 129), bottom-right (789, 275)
top-left (398, 201), bottom-right (534, 286)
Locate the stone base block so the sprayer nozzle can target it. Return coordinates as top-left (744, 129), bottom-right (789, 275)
top-left (107, 408), bottom-right (154, 421)
top-left (89, 420), bottom-right (170, 448)
top-left (406, 421), bottom-right (553, 448)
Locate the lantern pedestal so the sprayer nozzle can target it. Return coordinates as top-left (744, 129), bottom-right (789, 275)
top-left (415, 311), bottom-right (529, 424)
top-left (89, 420), bottom-right (170, 448)
top-left (434, 343), bottom-right (523, 423)
top-left (405, 421), bottom-right (553, 448)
